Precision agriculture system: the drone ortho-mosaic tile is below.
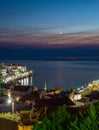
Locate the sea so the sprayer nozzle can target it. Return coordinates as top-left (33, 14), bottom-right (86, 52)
top-left (1, 60), bottom-right (99, 90)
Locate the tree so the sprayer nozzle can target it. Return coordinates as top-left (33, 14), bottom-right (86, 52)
top-left (33, 105), bottom-right (71, 130)
top-left (33, 103), bottom-right (99, 130)
top-left (68, 104), bottom-right (99, 130)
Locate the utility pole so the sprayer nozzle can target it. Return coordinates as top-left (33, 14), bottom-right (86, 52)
top-left (0, 64), bottom-right (3, 97)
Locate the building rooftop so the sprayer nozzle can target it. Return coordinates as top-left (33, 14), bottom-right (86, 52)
top-left (36, 96), bottom-right (75, 107)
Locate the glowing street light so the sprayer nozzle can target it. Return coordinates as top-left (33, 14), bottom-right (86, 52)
top-left (7, 98), bottom-right (12, 104)
top-left (7, 98), bottom-right (15, 114)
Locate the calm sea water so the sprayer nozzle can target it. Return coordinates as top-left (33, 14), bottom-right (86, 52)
top-left (1, 60), bottom-right (99, 90)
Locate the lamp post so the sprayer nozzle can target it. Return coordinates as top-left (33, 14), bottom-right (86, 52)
top-left (7, 98), bottom-right (15, 114)
top-left (11, 101), bottom-right (14, 114)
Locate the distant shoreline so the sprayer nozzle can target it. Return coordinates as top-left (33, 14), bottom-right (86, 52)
top-left (1, 59), bottom-right (99, 61)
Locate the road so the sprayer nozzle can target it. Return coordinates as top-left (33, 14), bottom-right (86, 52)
top-left (0, 103), bottom-right (24, 112)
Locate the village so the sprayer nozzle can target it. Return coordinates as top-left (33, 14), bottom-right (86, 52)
top-left (0, 63), bottom-right (99, 129)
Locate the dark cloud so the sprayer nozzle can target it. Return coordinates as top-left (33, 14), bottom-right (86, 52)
top-left (0, 43), bottom-right (99, 60)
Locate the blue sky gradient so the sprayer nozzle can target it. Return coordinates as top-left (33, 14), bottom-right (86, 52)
top-left (1, 0), bottom-right (99, 32)
top-left (1, 0), bottom-right (99, 60)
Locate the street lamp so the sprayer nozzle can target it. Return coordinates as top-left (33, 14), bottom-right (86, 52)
top-left (11, 101), bottom-right (14, 114)
top-left (7, 98), bottom-right (15, 114)
top-left (7, 98), bottom-right (12, 104)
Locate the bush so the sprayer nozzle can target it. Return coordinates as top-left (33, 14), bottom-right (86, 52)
top-left (33, 105), bottom-right (71, 130)
top-left (33, 103), bottom-right (99, 130)
top-left (0, 112), bottom-right (20, 122)
top-left (20, 110), bottom-right (31, 125)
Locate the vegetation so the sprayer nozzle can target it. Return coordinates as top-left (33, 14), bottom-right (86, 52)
top-left (33, 102), bottom-right (99, 130)
top-left (33, 105), bottom-right (71, 130)
top-left (20, 110), bottom-right (31, 125)
top-left (0, 112), bottom-right (20, 122)
top-left (69, 104), bottom-right (99, 130)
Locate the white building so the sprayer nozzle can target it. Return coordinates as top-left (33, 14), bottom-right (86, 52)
top-left (74, 94), bottom-right (81, 100)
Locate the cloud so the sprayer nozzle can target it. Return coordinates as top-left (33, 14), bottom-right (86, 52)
top-left (1, 27), bottom-right (99, 48)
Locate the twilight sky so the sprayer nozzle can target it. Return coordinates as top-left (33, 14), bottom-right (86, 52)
top-left (1, 0), bottom-right (99, 60)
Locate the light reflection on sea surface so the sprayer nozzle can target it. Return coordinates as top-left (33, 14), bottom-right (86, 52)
top-left (2, 60), bottom-right (99, 90)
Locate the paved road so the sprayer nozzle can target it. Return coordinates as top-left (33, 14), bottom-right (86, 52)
top-left (0, 103), bottom-right (23, 112)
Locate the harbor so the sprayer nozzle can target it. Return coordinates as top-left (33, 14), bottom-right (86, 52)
top-left (0, 62), bottom-right (99, 107)
top-left (0, 62), bottom-right (99, 103)
top-left (0, 63), bottom-right (33, 86)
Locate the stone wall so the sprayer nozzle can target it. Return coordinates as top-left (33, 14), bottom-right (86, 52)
top-left (0, 118), bottom-right (18, 130)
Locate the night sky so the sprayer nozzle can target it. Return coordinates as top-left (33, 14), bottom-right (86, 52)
top-left (1, 0), bottom-right (99, 60)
